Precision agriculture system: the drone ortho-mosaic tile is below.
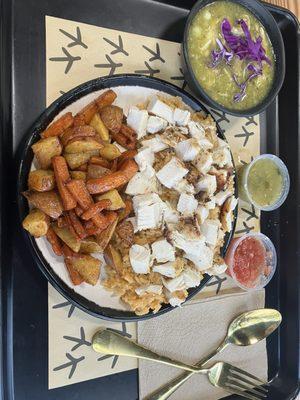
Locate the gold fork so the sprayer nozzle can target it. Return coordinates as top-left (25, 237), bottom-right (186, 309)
top-left (92, 328), bottom-right (268, 400)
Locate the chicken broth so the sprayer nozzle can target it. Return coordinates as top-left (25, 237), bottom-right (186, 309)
top-left (187, 1), bottom-right (275, 110)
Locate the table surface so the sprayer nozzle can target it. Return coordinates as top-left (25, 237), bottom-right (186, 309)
top-left (265, 0), bottom-right (299, 18)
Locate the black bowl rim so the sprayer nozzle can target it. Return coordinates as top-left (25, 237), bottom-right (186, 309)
top-left (182, 0), bottom-right (286, 117)
top-left (17, 73), bottom-right (237, 322)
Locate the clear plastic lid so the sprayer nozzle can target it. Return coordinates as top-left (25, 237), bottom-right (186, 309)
top-left (225, 232), bottom-right (277, 291)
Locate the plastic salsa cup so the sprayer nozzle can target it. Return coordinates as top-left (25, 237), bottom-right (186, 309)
top-left (225, 233), bottom-right (277, 291)
top-left (238, 154), bottom-right (290, 211)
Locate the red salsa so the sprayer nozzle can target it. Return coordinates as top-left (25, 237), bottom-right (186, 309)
top-left (233, 237), bottom-right (267, 288)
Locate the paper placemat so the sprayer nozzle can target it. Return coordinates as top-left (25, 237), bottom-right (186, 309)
top-left (46, 15), bottom-right (262, 389)
top-left (48, 284), bottom-right (137, 389)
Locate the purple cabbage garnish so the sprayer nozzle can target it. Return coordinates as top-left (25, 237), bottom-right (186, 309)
top-left (209, 38), bottom-right (233, 68)
top-left (232, 63), bottom-right (263, 102)
top-left (209, 18), bottom-right (271, 102)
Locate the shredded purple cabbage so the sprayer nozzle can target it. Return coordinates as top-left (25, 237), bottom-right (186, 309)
top-left (209, 18), bottom-right (271, 102)
top-left (210, 38), bottom-right (233, 68)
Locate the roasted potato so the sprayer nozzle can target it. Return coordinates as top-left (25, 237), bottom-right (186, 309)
top-left (87, 164), bottom-right (110, 179)
top-left (99, 144), bottom-right (121, 161)
top-left (115, 219), bottom-right (135, 247)
top-left (89, 113), bottom-right (110, 141)
top-left (80, 238), bottom-right (102, 254)
top-left (95, 218), bottom-right (118, 252)
top-left (64, 138), bottom-right (103, 154)
top-left (104, 244), bottom-right (123, 273)
top-left (64, 149), bottom-right (100, 169)
top-left (28, 169), bottom-right (55, 192)
top-left (99, 105), bottom-right (123, 134)
top-left (31, 136), bottom-right (62, 168)
top-left (23, 190), bottom-right (63, 219)
top-left (61, 125), bottom-right (96, 146)
top-left (69, 254), bottom-right (101, 285)
top-left (70, 171), bottom-right (87, 181)
top-left (22, 209), bottom-right (50, 237)
top-left (65, 258), bottom-right (84, 285)
top-left (52, 224), bottom-right (81, 252)
top-left (95, 189), bottom-right (125, 210)
top-left (118, 199), bottom-right (133, 221)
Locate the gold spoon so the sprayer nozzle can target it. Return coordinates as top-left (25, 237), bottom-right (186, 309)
top-left (145, 308), bottom-right (282, 400)
top-left (92, 309), bottom-right (281, 400)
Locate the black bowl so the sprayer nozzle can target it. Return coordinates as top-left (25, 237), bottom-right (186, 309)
top-left (182, 0), bottom-right (285, 117)
top-left (17, 74), bottom-right (237, 322)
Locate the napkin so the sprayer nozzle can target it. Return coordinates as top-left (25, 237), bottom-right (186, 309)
top-left (138, 290), bottom-right (267, 400)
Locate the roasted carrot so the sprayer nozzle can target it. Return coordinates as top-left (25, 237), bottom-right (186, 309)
top-left (84, 220), bottom-right (94, 230)
top-left (66, 179), bottom-right (107, 228)
top-left (120, 124), bottom-right (137, 141)
top-left (117, 149), bottom-right (137, 164)
top-left (65, 258), bottom-right (84, 285)
top-left (74, 101), bottom-right (98, 125)
top-left (111, 131), bottom-right (136, 150)
top-left (61, 125), bottom-right (95, 146)
top-left (89, 156), bottom-right (111, 168)
top-left (64, 214), bottom-right (80, 239)
top-left (46, 227), bottom-right (63, 256)
top-left (119, 159), bottom-right (139, 180)
top-left (62, 243), bottom-right (76, 258)
top-left (86, 172), bottom-right (128, 194)
top-left (95, 90), bottom-right (117, 110)
top-left (52, 156), bottom-right (77, 210)
top-left (86, 160), bottom-right (138, 194)
top-left (84, 222), bottom-right (106, 236)
top-left (73, 113), bottom-right (86, 127)
top-left (81, 200), bottom-right (112, 220)
top-left (91, 212), bottom-right (110, 229)
top-left (110, 159), bottom-right (118, 172)
top-left (41, 112), bottom-right (74, 138)
top-left (68, 210), bottom-right (86, 239)
top-left (66, 179), bottom-right (93, 210)
top-left (104, 210), bottom-right (118, 224)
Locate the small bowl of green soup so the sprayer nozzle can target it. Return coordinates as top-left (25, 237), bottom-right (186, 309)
top-left (182, 0), bottom-right (285, 116)
top-left (238, 154), bottom-right (290, 211)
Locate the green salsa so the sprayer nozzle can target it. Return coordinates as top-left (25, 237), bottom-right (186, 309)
top-left (247, 158), bottom-right (283, 207)
top-left (187, 1), bottom-right (275, 110)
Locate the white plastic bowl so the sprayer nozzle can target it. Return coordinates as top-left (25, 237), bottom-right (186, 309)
top-left (238, 154), bottom-right (290, 211)
top-left (225, 232), bottom-right (277, 291)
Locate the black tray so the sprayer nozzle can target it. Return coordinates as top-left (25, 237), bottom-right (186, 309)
top-left (1, 0), bottom-right (299, 399)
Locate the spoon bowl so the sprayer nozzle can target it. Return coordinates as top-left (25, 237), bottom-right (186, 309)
top-left (227, 308), bottom-right (282, 346)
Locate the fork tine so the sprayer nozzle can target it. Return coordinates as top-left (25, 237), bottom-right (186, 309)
top-left (223, 386), bottom-right (262, 400)
top-left (226, 377), bottom-right (267, 398)
top-left (228, 371), bottom-right (269, 393)
top-left (229, 365), bottom-right (269, 386)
